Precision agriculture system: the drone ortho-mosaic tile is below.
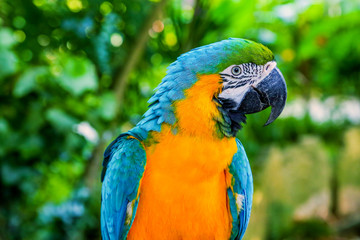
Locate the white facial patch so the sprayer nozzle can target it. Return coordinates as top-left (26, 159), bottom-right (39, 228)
top-left (220, 61), bottom-right (277, 86)
top-left (218, 61), bottom-right (277, 110)
top-left (255, 61), bottom-right (277, 86)
top-left (219, 85), bottom-right (249, 108)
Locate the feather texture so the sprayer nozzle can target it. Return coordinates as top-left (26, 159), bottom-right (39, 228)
top-left (228, 139), bottom-right (254, 239)
top-left (101, 134), bottom-right (146, 240)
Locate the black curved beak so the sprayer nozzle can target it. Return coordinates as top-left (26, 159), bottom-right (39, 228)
top-left (238, 67), bottom-right (287, 125)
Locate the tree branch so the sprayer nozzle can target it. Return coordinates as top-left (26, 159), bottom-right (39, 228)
top-left (83, 0), bottom-right (168, 190)
top-left (113, 0), bottom-right (168, 107)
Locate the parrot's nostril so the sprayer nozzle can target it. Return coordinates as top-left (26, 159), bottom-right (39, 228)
top-left (264, 61), bottom-right (277, 74)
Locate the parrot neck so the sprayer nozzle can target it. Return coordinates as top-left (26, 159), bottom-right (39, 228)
top-left (173, 74), bottom-right (232, 138)
top-left (135, 73), bottom-right (242, 141)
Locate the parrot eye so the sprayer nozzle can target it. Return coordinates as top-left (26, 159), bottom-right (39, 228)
top-left (231, 66), bottom-right (242, 76)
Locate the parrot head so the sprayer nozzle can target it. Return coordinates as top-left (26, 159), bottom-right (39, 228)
top-left (137, 38), bottom-right (287, 139)
top-left (217, 57), bottom-right (286, 126)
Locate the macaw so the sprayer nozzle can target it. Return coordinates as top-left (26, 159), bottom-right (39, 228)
top-left (101, 38), bottom-right (287, 240)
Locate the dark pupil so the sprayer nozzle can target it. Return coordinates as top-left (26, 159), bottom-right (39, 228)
top-left (233, 67), bottom-right (240, 74)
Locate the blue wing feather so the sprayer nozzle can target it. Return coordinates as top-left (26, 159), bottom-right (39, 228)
top-left (101, 134), bottom-right (146, 240)
top-left (228, 138), bottom-right (253, 240)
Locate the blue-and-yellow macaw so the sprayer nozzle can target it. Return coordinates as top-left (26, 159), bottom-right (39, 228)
top-left (101, 38), bottom-right (287, 240)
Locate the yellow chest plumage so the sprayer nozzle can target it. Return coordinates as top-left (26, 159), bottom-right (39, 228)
top-left (127, 75), bottom-right (238, 239)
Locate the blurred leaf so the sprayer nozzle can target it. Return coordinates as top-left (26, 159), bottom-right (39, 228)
top-left (1, 164), bottom-right (33, 185)
top-left (45, 108), bottom-right (78, 131)
top-left (0, 48), bottom-right (18, 78)
top-left (0, 118), bottom-right (9, 134)
top-left (97, 92), bottom-right (117, 121)
top-left (0, 28), bottom-right (17, 48)
top-left (57, 55), bottom-right (98, 96)
top-left (18, 134), bottom-right (44, 159)
top-left (13, 66), bottom-right (48, 97)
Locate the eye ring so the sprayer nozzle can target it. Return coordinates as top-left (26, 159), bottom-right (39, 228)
top-left (231, 66), bottom-right (242, 76)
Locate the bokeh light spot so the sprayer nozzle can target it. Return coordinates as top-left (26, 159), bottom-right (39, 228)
top-left (100, 1), bottom-right (113, 15)
top-left (66, 41), bottom-right (74, 50)
top-left (151, 53), bottom-right (163, 66)
top-left (33, 0), bottom-right (45, 7)
top-left (14, 30), bottom-right (26, 42)
top-left (148, 29), bottom-right (157, 38)
top-left (50, 65), bottom-right (62, 76)
top-left (13, 16), bottom-right (26, 29)
top-left (281, 49), bottom-right (295, 62)
top-left (164, 32), bottom-right (177, 47)
top-left (66, 0), bottom-right (83, 12)
top-left (119, 3), bottom-right (127, 13)
top-left (110, 33), bottom-right (123, 47)
top-left (37, 35), bottom-right (50, 47)
top-left (45, 51), bottom-right (56, 61)
top-left (52, 29), bottom-right (63, 41)
top-left (21, 49), bottom-right (33, 61)
top-left (152, 20), bottom-right (164, 33)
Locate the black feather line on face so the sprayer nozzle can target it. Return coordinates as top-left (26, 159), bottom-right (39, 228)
top-left (243, 64), bottom-right (250, 74)
top-left (222, 81), bottom-right (248, 91)
top-left (220, 73), bottom-right (251, 80)
top-left (220, 75), bottom-right (250, 91)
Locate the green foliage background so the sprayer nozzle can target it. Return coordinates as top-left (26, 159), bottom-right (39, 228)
top-left (1, 0), bottom-right (360, 239)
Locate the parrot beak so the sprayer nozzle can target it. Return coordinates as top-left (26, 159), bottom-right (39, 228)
top-left (238, 67), bottom-right (287, 125)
